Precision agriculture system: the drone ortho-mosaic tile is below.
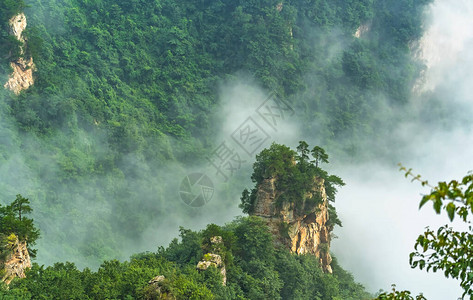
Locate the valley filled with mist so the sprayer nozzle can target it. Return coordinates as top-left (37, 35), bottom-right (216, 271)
top-left (0, 0), bottom-right (471, 299)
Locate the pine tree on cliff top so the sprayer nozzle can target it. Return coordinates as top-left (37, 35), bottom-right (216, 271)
top-left (240, 141), bottom-right (344, 228)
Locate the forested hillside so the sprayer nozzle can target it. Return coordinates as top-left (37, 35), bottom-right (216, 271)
top-left (1, 147), bottom-right (372, 299)
top-left (0, 0), bottom-right (431, 274)
top-left (1, 216), bottom-right (371, 299)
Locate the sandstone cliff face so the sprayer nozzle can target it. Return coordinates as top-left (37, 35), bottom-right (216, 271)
top-left (2, 235), bottom-right (32, 285)
top-left (252, 176), bottom-right (333, 273)
top-left (3, 13), bottom-right (36, 95)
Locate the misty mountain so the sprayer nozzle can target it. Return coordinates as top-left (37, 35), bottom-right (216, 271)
top-left (1, 0), bottom-right (470, 298)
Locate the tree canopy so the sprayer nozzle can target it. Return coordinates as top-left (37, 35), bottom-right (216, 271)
top-left (2, 217), bottom-right (371, 299)
top-left (0, 195), bottom-right (40, 247)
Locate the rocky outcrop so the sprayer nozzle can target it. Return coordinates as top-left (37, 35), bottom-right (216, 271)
top-left (251, 176), bottom-right (333, 273)
top-left (4, 57), bottom-right (35, 95)
top-left (1, 234), bottom-right (32, 285)
top-left (3, 13), bottom-right (36, 95)
top-left (354, 23), bottom-right (370, 38)
top-left (149, 275), bottom-right (166, 287)
top-left (196, 236), bottom-right (226, 285)
top-left (145, 275), bottom-right (175, 300)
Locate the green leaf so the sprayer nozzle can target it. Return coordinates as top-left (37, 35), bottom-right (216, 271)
top-left (433, 199), bottom-right (442, 214)
top-left (446, 202), bottom-right (455, 221)
top-left (419, 195), bottom-right (430, 209)
top-left (419, 260), bottom-right (425, 270)
top-left (409, 252), bottom-right (415, 264)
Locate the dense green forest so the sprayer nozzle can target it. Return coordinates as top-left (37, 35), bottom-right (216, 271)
top-left (1, 215), bottom-right (371, 299)
top-left (0, 0), bottom-right (435, 295)
top-left (0, 144), bottom-right (372, 298)
top-left (0, 0), bottom-right (432, 267)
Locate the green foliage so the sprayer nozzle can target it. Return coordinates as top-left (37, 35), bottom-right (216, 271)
top-left (233, 217), bottom-right (275, 265)
top-left (386, 167), bottom-right (473, 299)
top-left (0, 0), bottom-right (27, 69)
top-left (278, 221), bottom-right (291, 241)
top-left (161, 227), bottom-right (203, 267)
top-left (407, 172), bottom-right (473, 298)
top-left (5, 255), bottom-right (209, 300)
top-left (276, 252), bottom-right (328, 300)
top-left (375, 284), bottom-right (426, 300)
top-left (296, 141), bottom-right (310, 164)
top-left (0, 0), bottom-right (26, 21)
top-left (250, 143), bottom-right (297, 184)
top-left (311, 146), bottom-right (329, 168)
top-left (170, 274), bottom-right (215, 300)
top-left (328, 203), bottom-right (343, 228)
top-left (239, 188), bottom-right (257, 215)
top-left (0, 195), bottom-right (40, 257)
top-left (1, 217), bottom-right (370, 299)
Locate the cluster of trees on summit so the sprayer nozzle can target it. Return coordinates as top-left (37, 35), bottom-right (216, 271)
top-left (240, 141), bottom-right (344, 229)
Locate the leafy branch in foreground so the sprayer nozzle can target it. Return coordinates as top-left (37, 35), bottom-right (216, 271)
top-left (386, 165), bottom-right (473, 299)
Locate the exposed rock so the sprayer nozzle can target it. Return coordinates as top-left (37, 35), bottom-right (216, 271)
top-left (197, 236), bottom-right (226, 285)
top-left (210, 236), bottom-right (223, 244)
top-left (4, 57), bottom-right (35, 95)
top-left (3, 13), bottom-right (36, 95)
top-left (354, 23), bottom-right (370, 38)
top-left (2, 234), bottom-right (32, 285)
top-left (146, 275), bottom-right (175, 300)
top-left (197, 253), bottom-right (223, 269)
top-left (252, 176), bottom-right (333, 273)
top-left (8, 13), bottom-right (28, 43)
top-left (149, 275), bottom-right (166, 285)
top-left (253, 178), bottom-right (277, 217)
